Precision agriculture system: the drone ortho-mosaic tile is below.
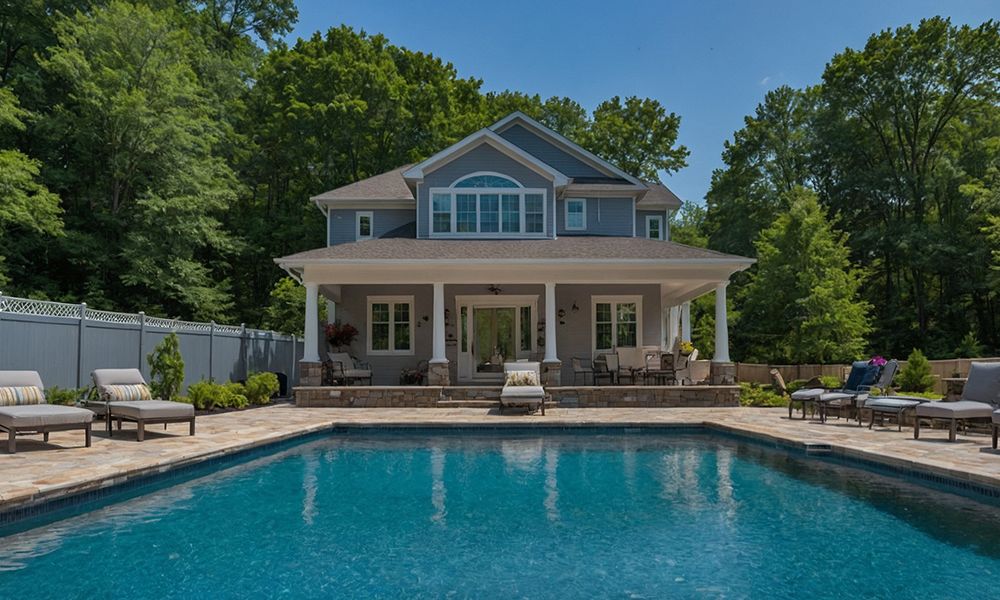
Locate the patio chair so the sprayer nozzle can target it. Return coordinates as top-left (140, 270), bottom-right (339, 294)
top-left (500, 362), bottom-right (546, 415)
top-left (327, 352), bottom-right (373, 385)
top-left (915, 362), bottom-right (1000, 443)
top-left (571, 357), bottom-right (594, 385)
top-left (91, 369), bottom-right (195, 442)
top-left (593, 353), bottom-right (616, 385)
top-left (812, 361), bottom-right (882, 423)
top-left (0, 371), bottom-right (93, 453)
top-left (645, 352), bottom-right (677, 386)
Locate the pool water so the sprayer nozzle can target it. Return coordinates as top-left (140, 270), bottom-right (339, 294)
top-left (3, 431), bottom-right (1000, 598)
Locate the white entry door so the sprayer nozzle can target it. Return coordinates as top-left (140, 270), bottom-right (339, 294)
top-left (456, 295), bottom-right (538, 383)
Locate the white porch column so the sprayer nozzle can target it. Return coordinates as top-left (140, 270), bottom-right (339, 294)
top-left (668, 305), bottom-right (680, 349)
top-left (681, 301), bottom-right (692, 343)
top-left (429, 282), bottom-right (450, 386)
top-left (302, 281), bottom-right (320, 363)
top-left (713, 282), bottom-right (730, 363)
top-left (432, 282), bottom-right (446, 361)
top-left (544, 283), bottom-right (557, 362)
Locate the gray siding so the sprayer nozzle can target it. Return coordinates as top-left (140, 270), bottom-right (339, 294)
top-left (328, 208), bottom-right (415, 246)
top-left (335, 283), bottom-right (661, 386)
top-left (0, 299), bottom-right (302, 392)
top-left (417, 144), bottom-right (555, 238)
top-left (636, 209), bottom-right (669, 240)
top-left (555, 197), bottom-right (635, 236)
top-left (498, 124), bottom-right (605, 178)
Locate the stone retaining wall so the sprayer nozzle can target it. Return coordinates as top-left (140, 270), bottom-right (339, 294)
top-left (294, 385), bottom-right (741, 408)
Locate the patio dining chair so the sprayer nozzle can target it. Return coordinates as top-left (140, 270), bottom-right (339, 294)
top-left (593, 354), bottom-right (616, 385)
top-left (571, 357), bottom-right (594, 385)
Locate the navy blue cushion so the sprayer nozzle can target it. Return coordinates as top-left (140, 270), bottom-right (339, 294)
top-left (843, 361), bottom-right (871, 392)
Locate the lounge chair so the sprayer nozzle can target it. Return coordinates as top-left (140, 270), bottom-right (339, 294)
top-left (500, 362), bottom-right (546, 415)
top-left (327, 352), bottom-right (373, 385)
top-left (91, 368), bottom-right (195, 441)
top-left (593, 353), bottom-right (618, 385)
top-left (914, 362), bottom-right (1000, 442)
top-left (0, 371), bottom-right (93, 453)
top-left (814, 361), bottom-right (882, 423)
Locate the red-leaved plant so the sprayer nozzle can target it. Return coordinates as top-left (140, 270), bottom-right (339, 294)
top-left (324, 321), bottom-right (359, 350)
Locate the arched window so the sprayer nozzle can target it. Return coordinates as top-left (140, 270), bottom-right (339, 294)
top-left (430, 172), bottom-right (545, 237)
top-left (453, 174), bottom-right (520, 188)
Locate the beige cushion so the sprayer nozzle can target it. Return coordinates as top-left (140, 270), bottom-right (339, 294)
top-left (915, 400), bottom-right (994, 419)
top-left (343, 369), bottom-right (371, 379)
top-left (0, 404), bottom-right (93, 429)
top-left (501, 385), bottom-right (544, 401)
top-left (92, 368), bottom-right (147, 387)
top-left (505, 370), bottom-right (539, 387)
top-left (109, 400), bottom-right (194, 420)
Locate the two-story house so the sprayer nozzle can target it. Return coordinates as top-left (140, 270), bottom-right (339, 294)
top-left (276, 112), bottom-right (753, 386)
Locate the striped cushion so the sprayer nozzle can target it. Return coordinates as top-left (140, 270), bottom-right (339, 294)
top-left (0, 386), bottom-right (45, 406)
top-left (101, 384), bottom-right (152, 403)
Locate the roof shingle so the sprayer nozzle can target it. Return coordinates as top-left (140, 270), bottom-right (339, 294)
top-left (312, 164), bottom-right (415, 202)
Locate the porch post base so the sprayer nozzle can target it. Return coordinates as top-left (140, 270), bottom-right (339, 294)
top-left (541, 360), bottom-right (562, 387)
top-left (299, 361), bottom-right (323, 386)
top-left (710, 362), bottom-right (736, 385)
top-left (428, 360), bottom-right (450, 386)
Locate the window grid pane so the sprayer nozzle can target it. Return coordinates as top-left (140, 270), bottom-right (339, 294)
top-left (432, 193), bottom-right (451, 233)
top-left (456, 194), bottom-right (477, 233)
top-left (567, 200), bottom-right (584, 229)
top-left (480, 194), bottom-right (499, 233)
top-left (359, 215), bottom-right (371, 237)
top-left (525, 193), bottom-right (544, 233)
top-left (454, 175), bottom-right (519, 188)
top-left (501, 194), bottom-right (520, 233)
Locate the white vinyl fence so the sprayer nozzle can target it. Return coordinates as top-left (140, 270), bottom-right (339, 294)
top-left (0, 294), bottom-right (303, 393)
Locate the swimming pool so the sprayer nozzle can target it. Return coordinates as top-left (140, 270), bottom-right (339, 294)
top-left (2, 430), bottom-right (1000, 598)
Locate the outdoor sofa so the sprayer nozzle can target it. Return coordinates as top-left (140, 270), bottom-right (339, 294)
top-left (0, 370), bottom-right (94, 453)
top-left (91, 368), bottom-right (195, 441)
top-left (914, 362), bottom-right (1000, 442)
top-left (500, 362), bottom-right (546, 415)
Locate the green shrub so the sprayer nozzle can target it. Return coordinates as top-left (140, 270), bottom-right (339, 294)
top-left (954, 331), bottom-right (984, 358)
top-left (148, 332), bottom-right (184, 400)
top-left (46, 386), bottom-right (85, 405)
top-left (245, 372), bottom-right (279, 405)
top-left (898, 349), bottom-right (935, 392)
top-left (186, 380), bottom-right (245, 410)
top-left (740, 382), bottom-right (788, 407)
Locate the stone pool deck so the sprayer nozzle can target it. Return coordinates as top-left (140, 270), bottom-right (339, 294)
top-left (3, 406), bottom-right (1000, 517)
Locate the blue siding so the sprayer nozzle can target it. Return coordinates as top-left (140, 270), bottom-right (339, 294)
top-left (329, 209), bottom-right (416, 246)
top-left (498, 124), bottom-right (606, 178)
top-left (636, 209), bottom-right (669, 240)
top-left (417, 143), bottom-right (555, 238)
top-left (555, 198), bottom-right (634, 236)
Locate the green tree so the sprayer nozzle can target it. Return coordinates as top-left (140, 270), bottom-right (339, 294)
top-left (262, 277), bottom-right (326, 336)
top-left (40, 1), bottom-right (241, 318)
top-left (0, 88), bottom-right (62, 287)
top-left (586, 96), bottom-right (689, 181)
top-left (148, 332), bottom-right (185, 401)
top-left (897, 349), bottom-right (936, 392)
top-left (736, 187), bottom-right (871, 363)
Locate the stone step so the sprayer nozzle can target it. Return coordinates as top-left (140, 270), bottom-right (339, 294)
top-left (436, 400), bottom-right (499, 408)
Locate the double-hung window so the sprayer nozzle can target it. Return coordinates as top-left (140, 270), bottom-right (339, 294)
top-left (565, 198), bottom-right (586, 231)
top-left (593, 296), bottom-right (642, 352)
top-left (428, 173), bottom-right (547, 237)
top-left (646, 215), bottom-right (664, 240)
top-left (356, 211), bottom-right (373, 240)
top-left (368, 296), bottom-right (413, 355)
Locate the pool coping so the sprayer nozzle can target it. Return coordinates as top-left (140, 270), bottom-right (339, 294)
top-left (3, 412), bottom-right (1000, 527)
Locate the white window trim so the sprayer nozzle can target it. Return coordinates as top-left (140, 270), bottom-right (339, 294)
top-left (591, 295), bottom-right (643, 353)
top-left (564, 198), bottom-right (587, 231)
top-left (356, 211), bottom-right (373, 241)
top-left (428, 172), bottom-right (548, 238)
top-left (645, 215), bottom-right (664, 240)
top-left (367, 295), bottom-right (415, 356)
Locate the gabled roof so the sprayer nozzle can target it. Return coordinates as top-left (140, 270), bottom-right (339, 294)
top-left (490, 112), bottom-right (645, 187)
top-left (638, 182), bottom-right (682, 209)
top-left (311, 164), bottom-right (414, 203)
top-left (402, 128), bottom-right (570, 186)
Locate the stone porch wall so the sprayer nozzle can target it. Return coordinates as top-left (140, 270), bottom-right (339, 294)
top-left (295, 385), bottom-right (740, 408)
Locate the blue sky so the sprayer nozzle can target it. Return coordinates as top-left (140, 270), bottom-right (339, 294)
top-left (287, 0), bottom-right (997, 204)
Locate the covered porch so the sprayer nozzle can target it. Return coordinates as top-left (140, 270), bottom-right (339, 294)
top-left (277, 238), bottom-right (753, 402)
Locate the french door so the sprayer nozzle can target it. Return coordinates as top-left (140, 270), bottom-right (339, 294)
top-left (456, 295), bottom-right (538, 382)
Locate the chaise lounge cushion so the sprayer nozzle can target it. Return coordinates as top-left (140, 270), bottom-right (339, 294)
top-left (501, 385), bottom-right (545, 400)
top-left (865, 396), bottom-right (924, 411)
top-left (790, 388), bottom-right (825, 401)
top-left (994, 409), bottom-right (1000, 425)
top-left (915, 400), bottom-right (994, 420)
top-left (0, 404), bottom-right (94, 429)
top-left (961, 362), bottom-right (1000, 407)
top-left (107, 400), bottom-right (194, 420)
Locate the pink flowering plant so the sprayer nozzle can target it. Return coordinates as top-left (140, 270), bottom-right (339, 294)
top-left (868, 355), bottom-right (887, 367)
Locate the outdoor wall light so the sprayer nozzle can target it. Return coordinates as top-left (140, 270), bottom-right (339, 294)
top-left (571, 302), bottom-right (580, 312)
top-left (487, 284), bottom-right (502, 295)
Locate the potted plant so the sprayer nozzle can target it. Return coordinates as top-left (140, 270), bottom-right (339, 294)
top-left (324, 321), bottom-right (359, 351)
top-left (678, 340), bottom-right (695, 356)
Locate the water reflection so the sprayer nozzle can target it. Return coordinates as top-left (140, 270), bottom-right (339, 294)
top-left (431, 447), bottom-right (447, 524)
top-left (301, 453), bottom-right (318, 526)
top-left (544, 447), bottom-right (559, 522)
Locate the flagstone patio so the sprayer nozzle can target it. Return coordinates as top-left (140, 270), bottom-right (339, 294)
top-left (3, 405), bottom-right (1000, 519)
